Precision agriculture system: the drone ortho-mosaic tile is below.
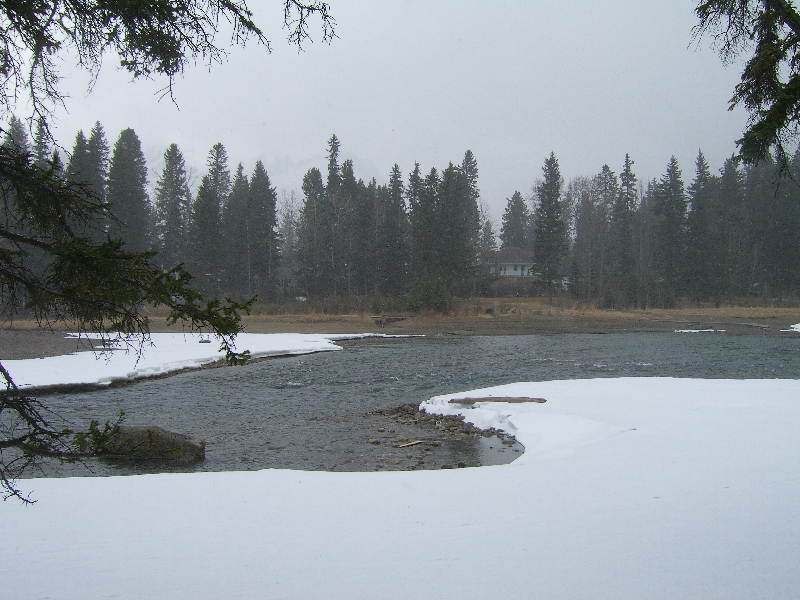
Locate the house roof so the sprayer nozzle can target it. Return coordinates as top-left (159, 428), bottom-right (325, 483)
top-left (494, 246), bottom-right (534, 263)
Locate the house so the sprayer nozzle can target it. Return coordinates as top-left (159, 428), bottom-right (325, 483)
top-left (491, 247), bottom-right (535, 278)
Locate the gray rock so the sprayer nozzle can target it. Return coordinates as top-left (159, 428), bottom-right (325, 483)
top-left (103, 426), bottom-right (205, 464)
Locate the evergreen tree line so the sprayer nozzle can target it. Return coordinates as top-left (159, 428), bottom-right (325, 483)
top-left (501, 151), bottom-right (800, 307)
top-left (7, 113), bottom-right (798, 310)
top-left (2, 116), bottom-right (279, 301)
top-left (291, 135), bottom-right (491, 310)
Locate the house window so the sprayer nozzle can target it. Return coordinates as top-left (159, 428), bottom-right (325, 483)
top-left (514, 264), bottom-right (518, 271)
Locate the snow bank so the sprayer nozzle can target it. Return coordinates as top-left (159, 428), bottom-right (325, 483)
top-left (3, 377), bottom-right (799, 599)
top-left (3, 332), bottom-right (398, 390)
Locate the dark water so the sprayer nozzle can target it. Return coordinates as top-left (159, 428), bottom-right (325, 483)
top-left (24, 332), bottom-right (800, 477)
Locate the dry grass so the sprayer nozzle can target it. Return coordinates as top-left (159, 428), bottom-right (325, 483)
top-left (452, 298), bottom-right (800, 322)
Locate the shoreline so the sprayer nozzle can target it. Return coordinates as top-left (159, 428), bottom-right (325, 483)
top-left (2, 305), bottom-right (800, 361)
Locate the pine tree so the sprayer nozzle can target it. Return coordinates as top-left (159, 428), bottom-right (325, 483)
top-left (248, 160), bottom-right (279, 299)
top-left (376, 164), bottom-right (410, 296)
top-left (634, 179), bottom-right (659, 308)
top-left (606, 154), bottom-right (637, 307)
top-left (351, 177), bottom-right (377, 297)
top-left (571, 168), bottom-right (615, 301)
top-left (746, 154), bottom-right (800, 296)
top-left (686, 150), bottom-right (717, 300)
top-left (715, 157), bottom-right (749, 297)
top-left (65, 130), bottom-right (89, 184)
top-left (327, 134), bottom-right (341, 193)
top-left (460, 149), bottom-right (481, 251)
top-left (221, 163), bottom-right (249, 295)
top-left (276, 190), bottom-right (300, 301)
top-left (106, 128), bottom-right (152, 252)
top-left (407, 162), bottom-right (427, 274)
top-left (32, 118), bottom-right (52, 170)
top-left (66, 122), bottom-right (110, 242)
top-left (297, 166), bottom-right (328, 297)
top-left (533, 152), bottom-right (567, 295)
top-left (2, 116), bottom-right (34, 269)
top-left (437, 162), bottom-right (476, 290)
top-left (652, 156), bottom-right (687, 306)
top-left (2, 115), bottom-right (29, 152)
top-left (154, 143), bottom-right (192, 269)
top-left (86, 122), bottom-right (110, 203)
top-left (770, 155), bottom-right (800, 296)
top-left (477, 203), bottom-right (498, 287)
top-left (500, 190), bottom-right (529, 249)
top-left (336, 157), bottom-right (358, 296)
top-left (65, 130), bottom-right (101, 239)
top-left (187, 143), bottom-right (230, 296)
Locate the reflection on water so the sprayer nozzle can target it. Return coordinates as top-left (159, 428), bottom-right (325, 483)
top-left (23, 333), bottom-right (799, 478)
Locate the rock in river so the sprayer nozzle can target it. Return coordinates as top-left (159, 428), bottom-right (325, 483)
top-left (103, 426), bottom-right (205, 464)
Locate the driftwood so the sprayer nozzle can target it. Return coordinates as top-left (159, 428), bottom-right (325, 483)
top-left (448, 397), bottom-right (547, 405)
top-left (396, 440), bottom-right (423, 448)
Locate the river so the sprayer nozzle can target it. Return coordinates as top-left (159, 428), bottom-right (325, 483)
top-left (25, 332), bottom-right (800, 477)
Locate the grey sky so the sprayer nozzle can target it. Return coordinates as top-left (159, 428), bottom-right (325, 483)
top-left (49, 0), bottom-right (746, 222)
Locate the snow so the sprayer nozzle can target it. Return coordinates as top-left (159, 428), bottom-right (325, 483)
top-left (3, 332), bottom-right (400, 391)
top-left (2, 370), bottom-right (799, 599)
top-left (781, 322), bottom-right (800, 332)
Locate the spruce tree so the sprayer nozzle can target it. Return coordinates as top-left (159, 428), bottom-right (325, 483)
top-left (32, 118), bottom-right (52, 170)
top-left (221, 163), bottom-right (250, 295)
top-left (297, 166), bottom-right (328, 297)
top-left (606, 155), bottom-right (637, 306)
top-left (634, 179), bottom-right (659, 308)
top-left (376, 164), bottom-right (410, 296)
top-left (746, 154), bottom-right (800, 296)
top-left (437, 162), bottom-right (475, 289)
top-left (336, 157), bottom-right (358, 296)
top-left (500, 190), bottom-right (529, 249)
top-left (276, 190), bottom-right (300, 300)
top-left (187, 143), bottom-right (230, 296)
top-left (350, 176), bottom-right (377, 297)
top-left (652, 156), bottom-right (687, 305)
top-left (686, 151), bottom-right (717, 300)
top-left (154, 143), bottom-right (192, 269)
top-left (460, 149), bottom-right (481, 250)
top-left (106, 128), bottom-right (152, 252)
top-left (571, 168), bottom-right (615, 301)
top-left (248, 160), bottom-right (279, 299)
top-left (65, 130), bottom-right (89, 183)
top-left (533, 152), bottom-right (567, 295)
top-left (407, 162), bottom-right (426, 274)
top-left (65, 129), bottom-right (102, 239)
top-left (66, 122), bottom-right (110, 242)
top-left (777, 154), bottom-right (800, 292)
top-left (86, 122), bottom-right (110, 202)
top-left (2, 115), bottom-right (29, 152)
top-left (715, 157), bottom-right (749, 297)
top-left (477, 204), bottom-right (498, 285)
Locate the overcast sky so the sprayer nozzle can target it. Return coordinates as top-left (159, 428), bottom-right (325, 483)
top-left (47, 0), bottom-right (747, 223)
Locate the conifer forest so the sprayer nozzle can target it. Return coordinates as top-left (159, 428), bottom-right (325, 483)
top-left (5, 116), bottom-right (800, 311)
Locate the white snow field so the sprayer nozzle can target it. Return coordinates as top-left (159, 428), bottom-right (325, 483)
top-left (1, 334), bottom-right (799, 599)
top-left (4, 332), bottom-right (393, 390)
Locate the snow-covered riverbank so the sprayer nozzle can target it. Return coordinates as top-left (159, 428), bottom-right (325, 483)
top-left (2, 333), bottom-right (799, 598)
top-left (4, 332), bottom-right (396, 391)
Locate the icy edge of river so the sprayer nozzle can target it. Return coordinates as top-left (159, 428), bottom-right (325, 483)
top-left (3, 331), bottom-right (418, 391)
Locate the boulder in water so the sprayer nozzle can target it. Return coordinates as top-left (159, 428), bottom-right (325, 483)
top-left (103, 426), bottom-right (205, 464)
